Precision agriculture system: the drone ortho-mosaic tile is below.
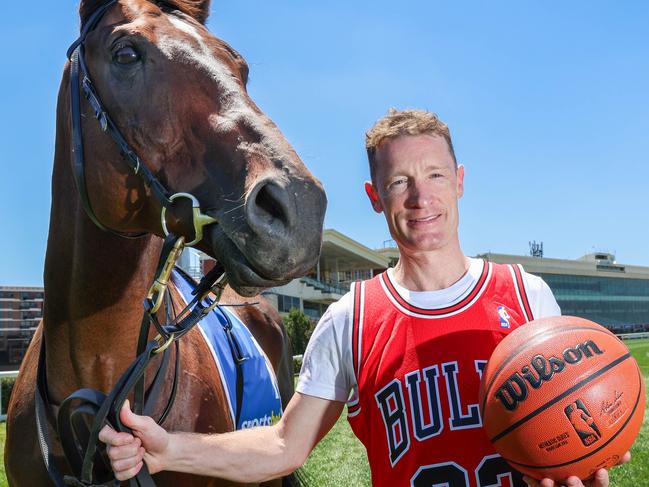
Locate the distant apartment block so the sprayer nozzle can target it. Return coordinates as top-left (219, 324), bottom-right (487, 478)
top-left (0, 286), bottom-right (43, 365)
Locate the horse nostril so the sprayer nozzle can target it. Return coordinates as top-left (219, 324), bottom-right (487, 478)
top-left (256, 184), bottom-right (285, 222)
top-left (247, 180), bottom-right (294, 233)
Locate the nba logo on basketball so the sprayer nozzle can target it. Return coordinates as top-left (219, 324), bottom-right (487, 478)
top-left (497, 306), bottom-right (510, 328)
top-left (564, 400), bottom-right (602, 446)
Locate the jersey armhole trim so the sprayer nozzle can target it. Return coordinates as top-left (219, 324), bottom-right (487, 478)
top-left (347, 402), bottom-right (361, 417)
top-left (351, 280), bottom-right (364, 381)
top-left (510, 264), bottom-right (534, 321)
top-left (350, 280), bottom-right (364, 417)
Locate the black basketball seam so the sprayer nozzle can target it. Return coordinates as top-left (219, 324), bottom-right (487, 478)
top-left (489, 352), bottom-right (632, 443)
top-left (501, 365), bottom-right (643, 470)
top-left (481, 325), bottom-right (618, 414)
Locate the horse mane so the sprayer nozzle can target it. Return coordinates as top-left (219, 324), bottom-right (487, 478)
top-left (79, 0), bottom-right (211, 26)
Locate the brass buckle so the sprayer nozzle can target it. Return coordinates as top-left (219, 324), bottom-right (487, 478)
top-left (146, 237), bottom-right (185, 314)
top-left (153, 333), bottom-right (175, 354)
top-left (199, 273), bottom-right (228, 314)
top-left (161, 193), bottom-right (218, 246)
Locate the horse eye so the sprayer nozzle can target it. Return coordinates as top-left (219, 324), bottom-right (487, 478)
top-left (113, 46), bottom-right (140, 65)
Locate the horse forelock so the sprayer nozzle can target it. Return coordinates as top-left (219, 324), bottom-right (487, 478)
top-left (80, 0), bottom-right (211, 26)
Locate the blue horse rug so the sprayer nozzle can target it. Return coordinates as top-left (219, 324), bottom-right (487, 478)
top-left (172, 268), bottom-right (283, 429)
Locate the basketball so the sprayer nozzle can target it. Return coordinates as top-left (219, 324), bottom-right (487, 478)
top-left (479, 316), bottom-right (645, 481)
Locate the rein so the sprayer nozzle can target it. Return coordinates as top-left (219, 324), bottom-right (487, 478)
top-left (35, 2), bottom-right (241, 486)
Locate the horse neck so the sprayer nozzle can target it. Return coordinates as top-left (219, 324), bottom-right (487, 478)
top-left (43, 90), bottom-right (163, 403)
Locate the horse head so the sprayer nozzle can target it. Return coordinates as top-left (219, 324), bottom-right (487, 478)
top-left (69, 0), bottom-right (326, 295)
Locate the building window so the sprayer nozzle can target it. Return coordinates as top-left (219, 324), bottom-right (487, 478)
top-left (535, 273), bottom-right (649, 329)
top-left (303, 301), bottom-right (324, 320)
top-left (277, 294), bottom-right (300, 313)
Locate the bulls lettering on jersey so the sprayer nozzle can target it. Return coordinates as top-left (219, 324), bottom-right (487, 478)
top-left (347, 261), bottom-right (533, 487)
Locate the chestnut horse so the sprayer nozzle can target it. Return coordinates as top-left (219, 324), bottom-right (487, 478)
top-left (5, 0), bottom-right (326, 485)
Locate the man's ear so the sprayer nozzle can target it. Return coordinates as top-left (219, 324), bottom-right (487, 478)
top-left (456, 164), bottom-right (465, 198)
top-left (365, 181), bottom-right (383, 213)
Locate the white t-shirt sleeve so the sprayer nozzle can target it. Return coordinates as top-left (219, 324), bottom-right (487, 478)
top-left (520, 269), bottom-right (561, 319)
top-left (296, 291), bottom-right (356, 403)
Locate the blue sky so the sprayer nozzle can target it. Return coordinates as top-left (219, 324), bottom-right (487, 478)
top-left (2, 1), bottom-right (648, 286)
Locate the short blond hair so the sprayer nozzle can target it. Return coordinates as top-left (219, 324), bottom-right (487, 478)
top-left (365, 109), bottom-right (456, 179)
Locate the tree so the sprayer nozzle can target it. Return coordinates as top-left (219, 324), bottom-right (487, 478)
top-left (284, 307), bottom-right (315, 356)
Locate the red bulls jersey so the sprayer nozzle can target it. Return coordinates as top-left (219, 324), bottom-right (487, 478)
top-left (347, 261), bottom-right (533, 487)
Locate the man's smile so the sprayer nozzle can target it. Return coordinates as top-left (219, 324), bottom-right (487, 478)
top-left (407, 213), bottom-right (442, 226)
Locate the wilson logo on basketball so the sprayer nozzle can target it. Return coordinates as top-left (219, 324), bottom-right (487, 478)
top-left (495, 340), bottom-right (604, 411)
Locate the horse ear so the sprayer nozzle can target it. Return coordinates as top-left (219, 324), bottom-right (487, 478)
top-left (159, 0), bottom-right (212, 24)
top-left (78, 0), bottom-right (112, 26)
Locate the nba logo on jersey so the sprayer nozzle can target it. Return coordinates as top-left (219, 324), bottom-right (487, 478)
top-left (497, 306), bottom-right (511, 328)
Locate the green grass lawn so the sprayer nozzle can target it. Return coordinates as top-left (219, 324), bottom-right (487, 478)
top-left (0, 339), bottom-right (647, 486)
top-left (303, 401), bottom-right (648, 487)
top-left (302, 414), bottom-right (371, 486)
top-left (610, 338), bottom-right (649, 485)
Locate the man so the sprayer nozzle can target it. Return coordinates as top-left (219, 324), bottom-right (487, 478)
top-left (101, 109), bottom-right (628, 487)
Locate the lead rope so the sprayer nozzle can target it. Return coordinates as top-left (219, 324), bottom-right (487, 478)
top-left (36, 237), bottom-right (237, 486)
top-left (76, 236), bottom-right (228, 486)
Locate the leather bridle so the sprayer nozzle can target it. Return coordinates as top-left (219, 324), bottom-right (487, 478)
top-left (34, 2), bottom-right (248, 486)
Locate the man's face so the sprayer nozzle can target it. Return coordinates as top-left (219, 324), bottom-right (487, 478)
top-left (366, 134), bottom-right (464, 254)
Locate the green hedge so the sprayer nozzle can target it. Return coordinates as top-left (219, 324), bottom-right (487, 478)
top-left (284, 307), bottom-right (315, 357)
top-left (1, 377), bottom-right (14, 414)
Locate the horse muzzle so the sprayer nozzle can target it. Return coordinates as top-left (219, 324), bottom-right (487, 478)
top-left (208, 176), bottom-right (327, 295)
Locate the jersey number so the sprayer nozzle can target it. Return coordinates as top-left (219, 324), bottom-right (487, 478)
top-left (411, 455), bottom-right (526, 487)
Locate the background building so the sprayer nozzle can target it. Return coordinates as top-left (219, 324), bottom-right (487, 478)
top-left (266, 229), bottom-right (390, 320)
top-left (479, 251), bottom-right (649, 333)
top-left (198, 229), bottom-right (390, 321)
top-left (177, 247), bottom-right (203, 281)
top-left (195, 235), bottom-right (649, 332)
top-left (0, 286), bottom-right (43, 367)
top-left (7, 235), bottom-right (646, 369)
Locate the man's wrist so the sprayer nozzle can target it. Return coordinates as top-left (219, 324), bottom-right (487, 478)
top-left (160, 431), bottom-right (182, 473)
top-left (160, 431), bottom-right (214, 475)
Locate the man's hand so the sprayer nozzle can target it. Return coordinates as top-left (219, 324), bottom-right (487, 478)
top-left (98, 400), bottom-right (170, 481)
top-left (522, 452), bottom-right (631, 487)
top-left (99, 393), bottom-right (343, 482)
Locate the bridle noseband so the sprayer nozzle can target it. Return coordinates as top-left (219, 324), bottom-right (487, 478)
top-left (67, 0), bottom-right (217, 243)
